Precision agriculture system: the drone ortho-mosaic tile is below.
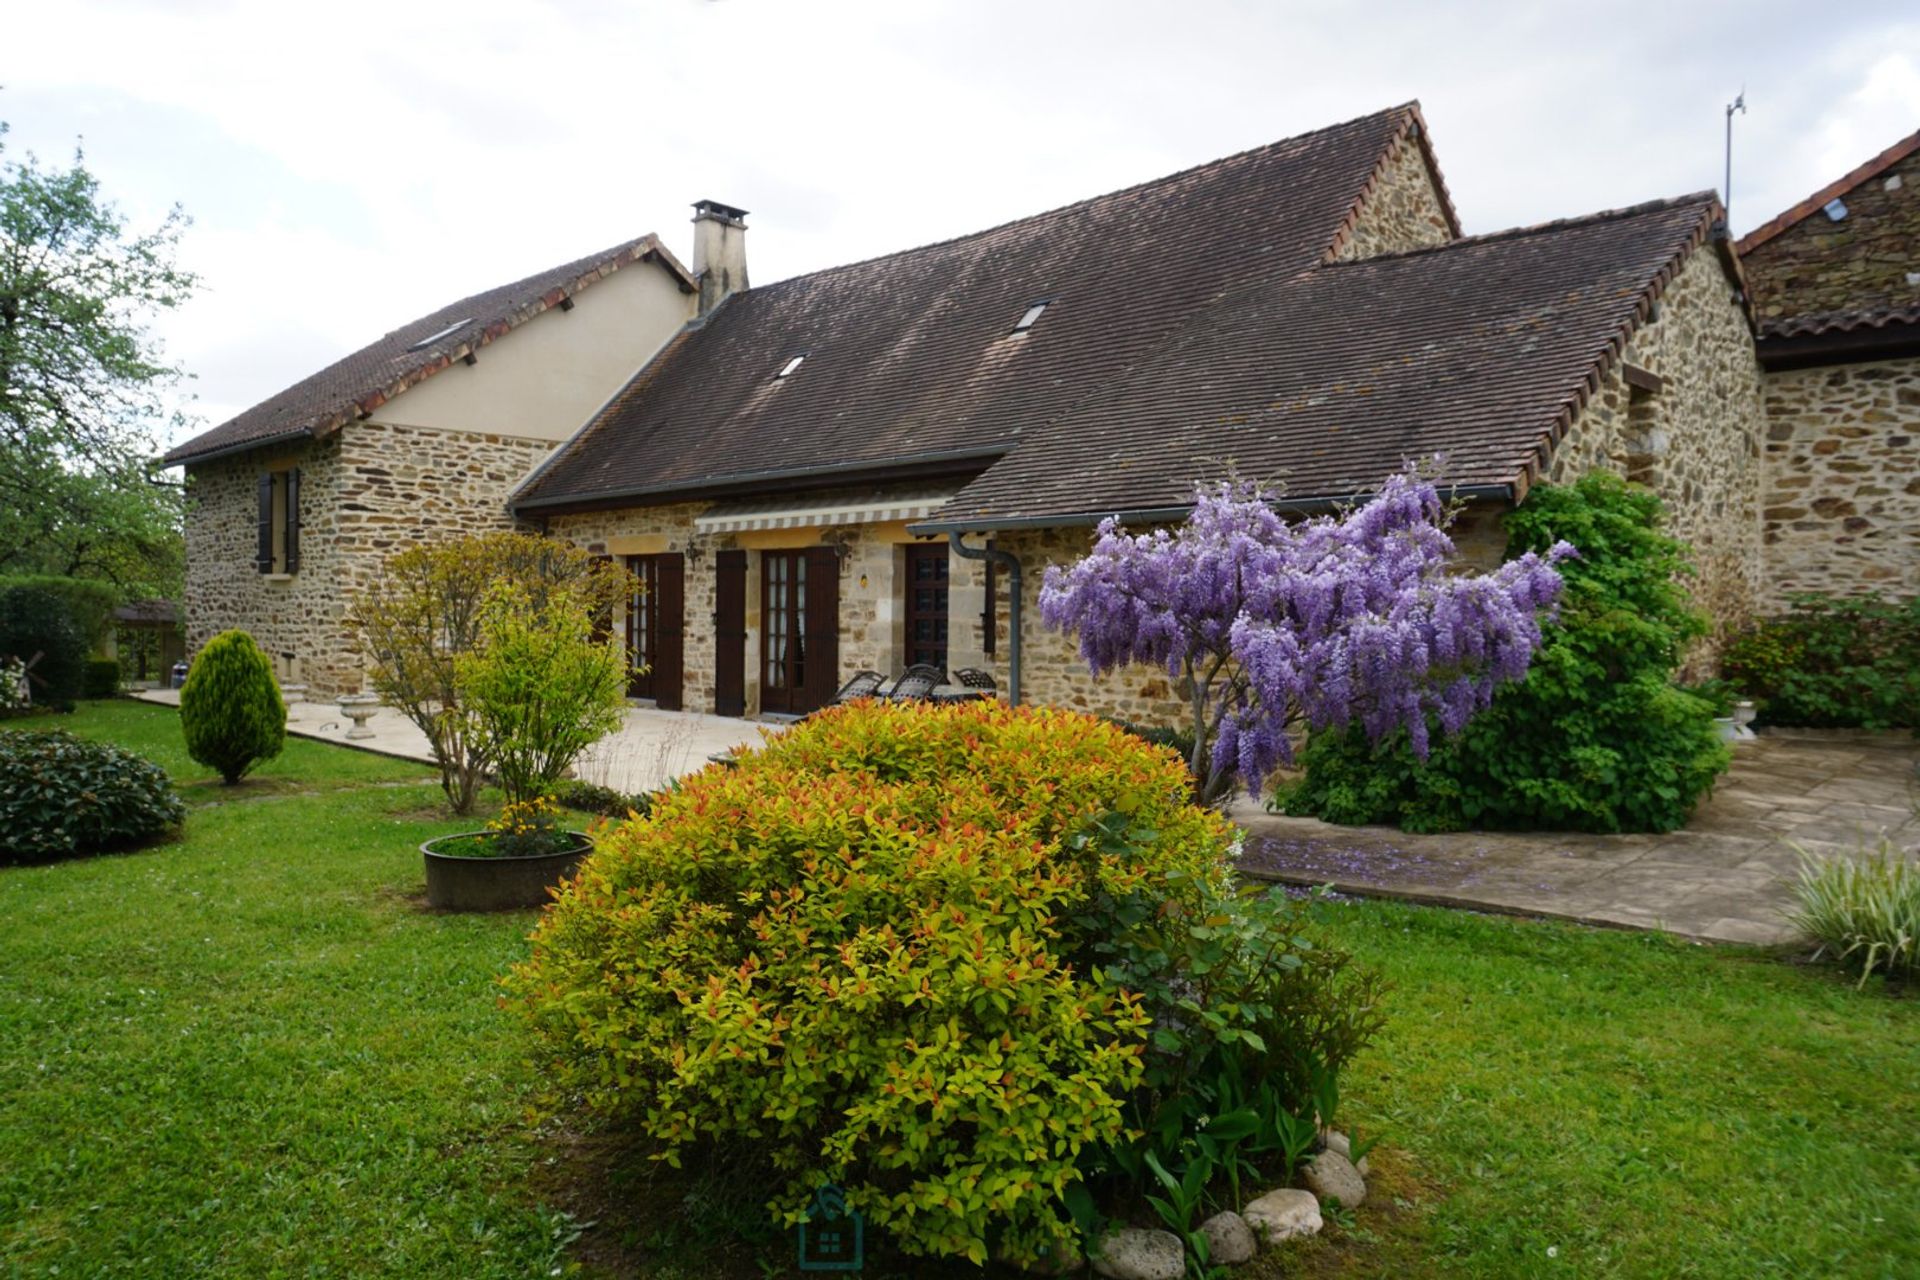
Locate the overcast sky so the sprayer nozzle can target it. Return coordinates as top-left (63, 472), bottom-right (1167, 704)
top-left (6, 0), bottom-right (1920, 448)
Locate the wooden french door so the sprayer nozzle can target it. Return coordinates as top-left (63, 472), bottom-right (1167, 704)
top-left (623, 553), bottom-right (684, 710)
top-left (903, 543), bottom-right (950, 670)
top-left (715, 550), bottom-right (747, 717)
top-left (760, 548), bottom-right (840, 715)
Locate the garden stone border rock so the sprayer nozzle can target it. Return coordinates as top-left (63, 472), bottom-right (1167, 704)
top-left (1242, 1187), bottom-right (1324, 1245)
top-left (1323, 1128), bottom-right (1371, 1176)
top-left (1199, 1210), bottom-right (1256, 1265)
top-left (1090, 1227), bottom-right (1184, 1280)
top-left (1304, 1149), bottom-right (1368, 1208)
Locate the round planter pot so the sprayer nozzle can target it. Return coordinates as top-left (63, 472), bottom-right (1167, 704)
top-left (421, 832), bottom-right (592, 912)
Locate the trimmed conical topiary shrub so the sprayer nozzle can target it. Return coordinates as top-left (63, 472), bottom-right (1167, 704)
top-left (180, 630), bottom-right (286, 784)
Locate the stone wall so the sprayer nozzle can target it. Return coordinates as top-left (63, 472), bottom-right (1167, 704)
top-left (182, 419), bottom-right (552, 696)
top-left (1332, 134), bottom-right (1454, 262)
top-left (1546, 239), bottom-right (1768, 647)
top-left (1760, 356), bottom-right (1920, 601)
top-left (1742, 148), bottom-right (1920, 322)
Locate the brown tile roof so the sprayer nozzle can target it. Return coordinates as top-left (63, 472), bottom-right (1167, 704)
top-left (1735, 126), bottom-right (1920, 255)
top-left (920, 194), bottom-right (1725, 529)
top-left (163, 235), bottom-right (695, 466)
top-left (513, 105), bottom-right (1438, 509)
top-left (1758, 302), bottom-right (1920, 339)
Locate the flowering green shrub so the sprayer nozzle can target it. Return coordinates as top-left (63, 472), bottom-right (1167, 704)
top-left (1281, 473), bottom-right (1729, 833)
top-left (1723, 594), bottom-right (1920, 729)
top-left (507, 701), bottom-right (1236, 1267)
top-left (0, 729), bottom-right (183, 861)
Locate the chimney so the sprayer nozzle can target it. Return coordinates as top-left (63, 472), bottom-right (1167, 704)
top-left (691, 199), bottom-right (749, 315)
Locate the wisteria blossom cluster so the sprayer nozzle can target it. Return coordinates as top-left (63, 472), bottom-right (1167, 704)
top-left (1038, 470), bottom-right (1573, 801)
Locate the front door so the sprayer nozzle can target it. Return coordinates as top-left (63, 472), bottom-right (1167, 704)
top-left (760, 548), bottom-right (840, 716)
top-left (624, 553), bottom-right (684, 710)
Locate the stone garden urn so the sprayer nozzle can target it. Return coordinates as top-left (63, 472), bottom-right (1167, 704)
top-left (336, 693), bottom-right (380, 740)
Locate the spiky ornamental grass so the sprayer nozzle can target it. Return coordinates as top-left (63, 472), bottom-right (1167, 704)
top-left (1038, 469), bottom-right (1571, 803)
top-left (179, 629), bottom-right (285, 784)
top-left (1787, 838), bottom-right (1920, 987)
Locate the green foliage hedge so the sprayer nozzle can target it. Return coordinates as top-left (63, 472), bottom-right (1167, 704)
top-left (1280, 473), bottom-right (1730, 833)
top-left (509, 701), bottom-right (1238, 1267)
top-left (0, 575), bottom-right (119, 648)
top-left (1723, 594), bottom-right (1920, 729)
top-left (0, 729), bottom-right (184, 861)
top-left (180, 630), bottom-right (285, 784)
top-left (0, 584), bottom-right (90, 710)
top-left (83, 658), bottom-right (121, 699)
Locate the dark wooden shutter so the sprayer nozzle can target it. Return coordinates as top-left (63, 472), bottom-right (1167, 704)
top-left (800, 546), bottom-right (841, 713)
top-left (654, 553), bottom-right (685, 712)
top-left (589, 554), bottom-right (614, 646)
top-left (284, 467), bottom-right (301, 574)
top-left (255, 473), bottom-right (275, 572)
top-left (713, 549), bottom-right (747, 717)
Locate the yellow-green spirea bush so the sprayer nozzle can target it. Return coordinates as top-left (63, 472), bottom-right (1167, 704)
top-left (506, 700), bottom-right (1236, 1267)
top-left (179, 629), bottom-right (285, 784)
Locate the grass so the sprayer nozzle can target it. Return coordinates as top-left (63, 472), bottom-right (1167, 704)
top-left (2, 701), bottom-right (1915, 1278)
top-left (0, 700), bottom-right (570, 1278)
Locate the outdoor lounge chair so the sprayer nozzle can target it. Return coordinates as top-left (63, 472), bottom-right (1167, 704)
top-left (829, 669), bottom-right (888, 704)
top-left (886, 664), bottom-right (947, 702)
top-left (953, 667), bottom-right (997, 692)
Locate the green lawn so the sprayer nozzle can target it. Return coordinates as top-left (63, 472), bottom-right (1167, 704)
top-left (1, 702), bottom-right (1914, 1279)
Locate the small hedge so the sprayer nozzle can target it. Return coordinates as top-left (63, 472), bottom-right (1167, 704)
top-left (0, 730), bottom-right (184, 862)
top-left (1723, 594), bottom-right (1920, 729)
top-left (1280, 473), bottom-right (1729, 833)
top-left (180, 630), bottom-right (285, 784)
top-left (508, 701), bottom-right (1236, 1267)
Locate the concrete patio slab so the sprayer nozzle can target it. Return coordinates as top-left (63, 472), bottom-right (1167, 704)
top-left (133, 687), bottom-right (768, 795)
top-left (1234, 730), bottom-right (1918, 945)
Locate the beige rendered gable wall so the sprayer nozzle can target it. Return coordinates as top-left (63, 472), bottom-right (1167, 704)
top-left (367, 259), bottom-right (695, 441)
top-left (1547, 241), bottom-right (1767, 650)
top-left (182, 258), bottom-right (696, 697)
top-left (1331, 135), bottom-right (1454, 261)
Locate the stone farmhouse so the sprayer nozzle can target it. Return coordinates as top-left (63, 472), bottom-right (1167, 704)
top-left (164, 103), bottom-right (1916, 720)
top-left (1736, 126), bottom-right (1920, 601)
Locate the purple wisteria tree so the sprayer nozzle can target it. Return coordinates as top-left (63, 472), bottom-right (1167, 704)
top-left (1038, 470), bottom-right (1573, 804)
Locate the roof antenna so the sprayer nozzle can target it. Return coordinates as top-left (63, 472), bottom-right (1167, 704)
top-left (1724, 90), bottom-right (1747, 227)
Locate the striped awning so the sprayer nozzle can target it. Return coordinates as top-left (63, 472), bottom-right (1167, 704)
top-left (693, 490), bottom-right (956, 535)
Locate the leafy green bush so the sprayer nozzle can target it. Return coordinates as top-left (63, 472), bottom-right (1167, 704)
top-left (0, 729), bottom-right (184, 861)
top-left (179, 630), bottom-right (285, 784)
top-left (0, 584), bottom-right (89, 710)
top-left (508, 701), bottom-right (1237, 1268)
top-left (1280, 473), bottom-right (1730, 833)
top-left (1787, 838), bottom-right (1920, 987)
top-left (83, 658), bottom-right (120, 699)
top-left (1070, 862), bottom-right (1386, 1265)
top-left (1723, 594), bottom-right (1920, 729)
top-left (457, 583), bottom-right (628, 806)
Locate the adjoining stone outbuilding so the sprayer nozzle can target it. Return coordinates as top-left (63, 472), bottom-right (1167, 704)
top-left (1736, 128), bottom-right (1920, 603)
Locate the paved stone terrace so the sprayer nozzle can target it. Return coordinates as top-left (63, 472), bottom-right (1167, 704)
top-left (1233, 732), bottom-right (1919, 945)
top-left (135, 688), bottom-right (764, 795)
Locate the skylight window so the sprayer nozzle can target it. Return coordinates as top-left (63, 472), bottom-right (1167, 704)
top-left (1012, 301), bottom-right (1051, 334)
top-left (776, 354), bottom-right (807, 379)
top-left (407, 317), bottom-right (473, 352)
